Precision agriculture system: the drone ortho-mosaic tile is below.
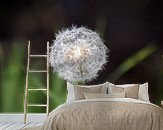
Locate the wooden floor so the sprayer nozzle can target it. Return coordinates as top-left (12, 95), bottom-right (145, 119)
top-left (0, 122), bottom-right (43, 130)
top-left (0, 114), bottom-right (46, 130)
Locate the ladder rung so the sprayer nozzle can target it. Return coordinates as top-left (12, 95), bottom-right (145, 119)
top-left (29, 70), bottom-right (47, 73)
top-left (28, 89), bottom-right (47, 91)
top-left (28, 104), bottom-right (47, 107)
top-left (30, 55), bottom-right (47, 58)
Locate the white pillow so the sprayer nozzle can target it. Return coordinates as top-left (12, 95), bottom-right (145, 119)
top-left (66, 82), bottom-right (76, 103)
top-left (138, 83), bottom-right (149, 102)
top-left (66, 82), bottom-right (108, 103)
top-left (108, 82), bottom-right (149, 102)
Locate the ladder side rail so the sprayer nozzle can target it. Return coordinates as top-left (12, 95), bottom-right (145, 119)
top-left (46, 42), bottom-right (50, 115)
top-left (24, 41), bottom-right (31, 124)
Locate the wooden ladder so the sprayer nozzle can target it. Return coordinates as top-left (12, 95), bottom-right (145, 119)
top-left (24, 41), bottom-right (50, 124)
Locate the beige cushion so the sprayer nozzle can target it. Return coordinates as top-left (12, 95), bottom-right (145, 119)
top-left (84, 92), bottom-right (126, 99)
top-left (110, 84), bottom-right (139, 99)
top-left (66, 82), bottom-right (108, 102)
top-left (74, 85), bottom-right (104, 100)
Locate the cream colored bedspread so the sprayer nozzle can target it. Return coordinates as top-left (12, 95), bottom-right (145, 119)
top-left (42, 98), bottom-right (163, 130)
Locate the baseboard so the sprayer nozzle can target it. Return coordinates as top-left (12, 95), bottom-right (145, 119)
top-left (0, 113), bottom-right (47, 123)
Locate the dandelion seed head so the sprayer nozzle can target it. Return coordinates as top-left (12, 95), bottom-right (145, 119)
top-left (50, 26), bottom-right (109, 83)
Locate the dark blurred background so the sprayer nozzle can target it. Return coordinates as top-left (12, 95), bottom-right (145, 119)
top-left (0, 0), bottom-right (163, 113)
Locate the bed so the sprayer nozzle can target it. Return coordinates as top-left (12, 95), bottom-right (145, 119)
top-left (41, 82), bottom-right (163, 130)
